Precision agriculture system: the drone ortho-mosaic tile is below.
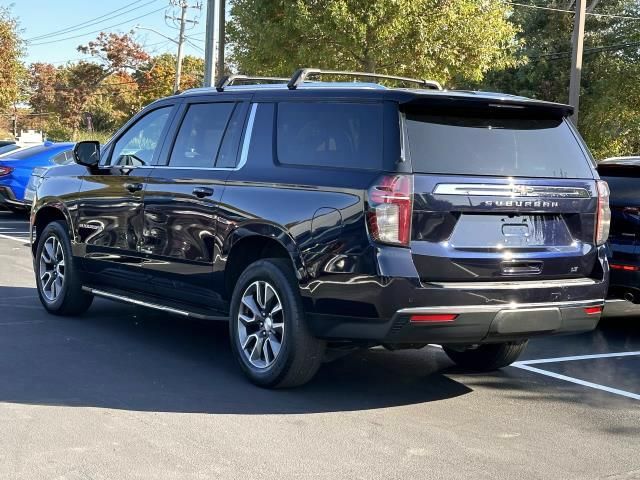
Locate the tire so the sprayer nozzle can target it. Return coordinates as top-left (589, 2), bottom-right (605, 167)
top-left (229, 258), bottom-right (325, 388)
top-left (35, 220), bottom-right (93, 316)
top-left (443, 341), bottom-right (528, 371)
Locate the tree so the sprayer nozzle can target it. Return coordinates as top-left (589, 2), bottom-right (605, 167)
top-left (227, 0), bottom-right (520, 85)
top-left (31, 32), bottom-right (150, 138)
top-left (0, 6), bottom-right (25, 112)
top-left (136, 53), bottom-right (204, 104)
top-left (28, 62), bottom-right (57, 114)
top-left (481, 0), bottom-right (640, 158)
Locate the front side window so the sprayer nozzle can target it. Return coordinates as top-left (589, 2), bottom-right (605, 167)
top-left (169, 102), bottom-right (235, 168)
top-left (110, 106), bottom-right (172, 167)
top-left (277, 102), bottom-right (384, 170)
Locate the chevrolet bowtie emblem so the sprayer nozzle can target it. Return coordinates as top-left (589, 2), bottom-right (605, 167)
top-left (511, 185), bottom-right (534, 196)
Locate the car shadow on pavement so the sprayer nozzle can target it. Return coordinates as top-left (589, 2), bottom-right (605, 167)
top-left (0, 286), bottom-right (471, 414)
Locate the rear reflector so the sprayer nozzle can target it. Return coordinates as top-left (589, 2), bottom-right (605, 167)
top-left (610, 264), bottom-right (640, 272)
top-left (0, 166), bottom-right (13, 177)
top-left (584, 306), bottom-right (603, 315)
top-left (410, 314), bottom-right (458, 323)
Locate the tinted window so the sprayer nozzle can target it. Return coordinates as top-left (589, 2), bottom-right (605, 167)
top-left (277, 102), bottom-right (383, 170)
top-left (110, 107), bottom-right (172, 167)
top-left (5, 145), bottom-right (49, 159)
top-left (405, 114), bottom-right (593, 179)
top-left (0, 144), bottom-right (19, 156)
top-left (169, 102), bottom-right (235, 168)
top-left (216, 104), bottom-right (247, 168)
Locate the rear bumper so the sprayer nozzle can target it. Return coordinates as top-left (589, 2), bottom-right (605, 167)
top-left (307, 296), bottom-right (604, 344)
top-left (303, 243), bottom-right (608, 344)
top-left (0, 186), bottom-right (28, 208)
top-left (606, 241), bottom-right (640, 301)
top-left (385, 299), bottom-right (602, 344)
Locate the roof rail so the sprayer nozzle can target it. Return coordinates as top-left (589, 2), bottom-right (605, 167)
top-left (287, 68), bottom-right (443, 91)
top-left (216, 75), bottom-right (289, 92)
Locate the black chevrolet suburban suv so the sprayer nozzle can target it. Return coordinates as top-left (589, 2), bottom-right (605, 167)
top-left (30, 69), bottom-right (610, 388)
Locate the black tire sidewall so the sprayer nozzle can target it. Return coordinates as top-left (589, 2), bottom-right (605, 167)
top-left (35, 221), bottom-right (75, 312)
top-left (229, 259), bottom-right (303, 386)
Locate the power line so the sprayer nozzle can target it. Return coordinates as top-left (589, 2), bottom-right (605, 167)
top-left (28, 6), bottom-right (168, 46)
top-left (528, 40), bottom-right (640, 61)
top-left (186, 38), bottom-right (205, 53)
top-left (506, 2), bottom-right (640, 21)
top-left (26, 0), bottom-right (156, 42)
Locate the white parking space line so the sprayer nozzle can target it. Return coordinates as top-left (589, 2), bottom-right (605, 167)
top-left (512, 363), bottom-right (640, 401)
top-left (518, 351), bottom-right (640, 365)
top-left (512, 351), bottom-right (640, 401)
top-left (0, 233), bottom-right (29, 243)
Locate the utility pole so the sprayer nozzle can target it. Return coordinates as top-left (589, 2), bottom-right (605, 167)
top-left (203, 0), bottom-right (218, 87)
top-left (216, 0), bottom-right (225, 81)
top-left (165, 0), bottom-right (201, 93)
top-left (174, 1), bottom-right (188, 93)
top-left (569, 0), bottom-right (586, 125)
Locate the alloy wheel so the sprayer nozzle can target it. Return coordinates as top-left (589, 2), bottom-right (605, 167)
top-left (39, 235), bottom-right (65, 302)
top-left (237, 280), bottom-right (285, 369)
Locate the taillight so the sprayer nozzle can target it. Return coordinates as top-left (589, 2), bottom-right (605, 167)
top-left (610, 264), bottom-right (640, 272)
top-left (0, 166), bottom-right (13, 177)
top-left (366, 175), bottom-right (413, 246)
top-left (596, 180), bottom-right (611, 246)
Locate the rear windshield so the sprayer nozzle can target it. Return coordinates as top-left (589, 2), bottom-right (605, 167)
top-left (598, 165), bottom-right (640, 206)
top-left (5, 145), bottom-right (50, 159)
top-left (405, 113), bottom-right (594, 179)
top-left (277, 102), bottom-right (383, 170)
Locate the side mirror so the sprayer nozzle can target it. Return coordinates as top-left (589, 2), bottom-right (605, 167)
top-left (73, 141), bottom-right (100, 168)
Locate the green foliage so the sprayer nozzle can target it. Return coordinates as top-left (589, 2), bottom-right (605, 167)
top-left (136, 53), bottom-right (204, 104)
top-left (0, 6), bottom-right (25, 111)
top-left (227, 0), bottom-right (520, 85)
top-left (481, 0), bottom-right (640, 159)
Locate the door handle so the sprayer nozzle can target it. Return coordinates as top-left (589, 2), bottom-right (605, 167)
top-left (125, 182), bottom-right (144, 193)
top-left (193, 186), bottom-right (214, 198)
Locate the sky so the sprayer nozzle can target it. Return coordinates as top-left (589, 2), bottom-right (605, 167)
top-left (3, 0), bottom-right (211, 65)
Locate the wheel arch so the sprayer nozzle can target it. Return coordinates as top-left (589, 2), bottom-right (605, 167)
top-left (31, 203), bottom-right (73, 255)
top-left (223, 224), bottom-right (306, 300)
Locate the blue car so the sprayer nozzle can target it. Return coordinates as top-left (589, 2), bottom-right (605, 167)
top-left (0, 142), bottom-right (74, 211)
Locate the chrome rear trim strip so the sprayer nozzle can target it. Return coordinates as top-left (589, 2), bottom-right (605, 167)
top-left (397, 299), bottom-right (604, 315)
top-left (433, 184), bottom-right (591, 199)
top-left (429, 278), bottom-right (597, 290)
top-left (83, 287), bottom-right (228, 321)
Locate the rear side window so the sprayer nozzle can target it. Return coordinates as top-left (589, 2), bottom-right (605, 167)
top-left (405, 114), bottom-right (593, 179)
top-left (51, 149), bottom-right (73, 164)
top-left (7, 145), bottom-right (49, 159)
top-left (169, 102), bottom-right (235, 168)
top-left (277, 102), bottom-right (383, 170)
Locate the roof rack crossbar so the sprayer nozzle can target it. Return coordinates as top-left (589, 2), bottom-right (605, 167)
top-left (287, 68), bottom-right (443, 91)
top-left (216, 75), bottom-right (290, 92)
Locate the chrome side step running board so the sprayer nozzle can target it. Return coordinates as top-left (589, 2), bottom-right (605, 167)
top-left (82, 287), bottom-right (228, 321)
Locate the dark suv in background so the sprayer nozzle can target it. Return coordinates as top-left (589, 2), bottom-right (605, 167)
top-left (30, 69), bottom-right (610, 388)
top-left (598, 157), bottom-right (640, 302)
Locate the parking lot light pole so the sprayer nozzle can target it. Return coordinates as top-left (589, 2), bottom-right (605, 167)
top-left (569, 0), bottom-right (586, 125)
top-left (203, 0), bottom-right (218, 87)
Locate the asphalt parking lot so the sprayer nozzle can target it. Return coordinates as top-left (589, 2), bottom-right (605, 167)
top-left (0, 209), bottom-right (638, 480)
